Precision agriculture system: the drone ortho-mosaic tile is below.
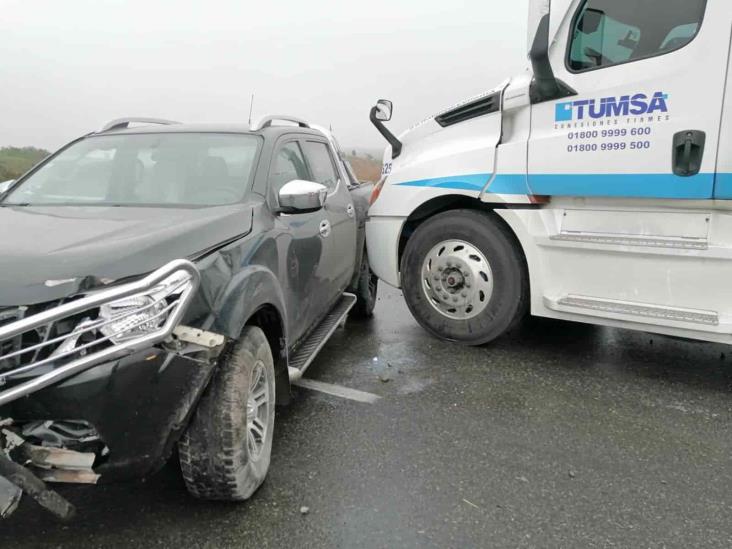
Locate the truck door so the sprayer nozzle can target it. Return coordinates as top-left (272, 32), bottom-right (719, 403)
top-left (528, 0), bottom-right (728, 199)
top-left (714, 30), bottom-right (732, 199)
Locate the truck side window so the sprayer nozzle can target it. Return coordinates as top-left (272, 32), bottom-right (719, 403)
top-left (302, 141), bottom-right (339, 192)
top-left (270, 141), bottom-right (309, 192)
top-left (567, 0), bottom-right (706, 73)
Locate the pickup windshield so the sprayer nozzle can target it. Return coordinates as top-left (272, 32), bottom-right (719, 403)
top-left (1, 133), bottom-right (261, 207)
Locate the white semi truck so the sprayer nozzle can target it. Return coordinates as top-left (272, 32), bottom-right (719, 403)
top-left (366, 0), bottom-right (732, 345)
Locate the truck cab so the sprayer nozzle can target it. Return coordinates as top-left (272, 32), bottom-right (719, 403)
top-left (367, 0), bottom-right (732, 345)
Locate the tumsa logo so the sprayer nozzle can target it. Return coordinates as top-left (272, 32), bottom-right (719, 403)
top-left (555, 92), bottom-right (669, 122)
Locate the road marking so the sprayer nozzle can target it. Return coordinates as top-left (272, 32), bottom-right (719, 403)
top-left (462, 498), bottom-right (480, 509)
top-left (293, 378), bottom-right (381, 404)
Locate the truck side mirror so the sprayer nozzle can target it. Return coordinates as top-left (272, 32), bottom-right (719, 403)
top-left (278, 180), bottom-right (327, 214)
top-left (369, 99), bottom-right (402, 158)
top-left (527, 0), bottom-right (576, 104)
top-left (375, 100), bottom-right (393, 122)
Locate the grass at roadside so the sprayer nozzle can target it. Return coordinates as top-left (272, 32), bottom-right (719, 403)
top-left (345, 149), bottom-right (382, 183)
top-left (0, 147), bottom-right (50, 180)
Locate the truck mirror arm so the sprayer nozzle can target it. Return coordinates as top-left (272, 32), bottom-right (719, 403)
top-left (529, 13), bottom-right (576, 104)
top-left (370, 107), bottom-right (403, 159)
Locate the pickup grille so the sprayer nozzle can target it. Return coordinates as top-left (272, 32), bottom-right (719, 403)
top-left (434, 91), bottom-right (501, 127)
top-left (0, 307), bottom-right (28, 371)
top-left (0, 302), bottom-right (96, 376)
top-left (0, 260), bottom-right (200, 407)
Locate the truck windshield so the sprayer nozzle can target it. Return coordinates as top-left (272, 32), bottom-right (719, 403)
top-left (1, 133), bottom-right (261, 207)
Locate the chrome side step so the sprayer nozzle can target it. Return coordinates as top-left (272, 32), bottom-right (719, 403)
top-left (547, 294), bottom-right (719, 326)
top-left (288, 292), bottom-right (357, 382)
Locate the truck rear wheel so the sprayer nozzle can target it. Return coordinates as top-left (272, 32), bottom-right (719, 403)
top-left (179, 326), bottom-right (275, 500)
top-left (400, 209), bottom-right (527, 346)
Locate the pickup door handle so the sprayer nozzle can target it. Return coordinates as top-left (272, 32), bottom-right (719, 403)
top-left (672, 130), bottom-right (705, 177)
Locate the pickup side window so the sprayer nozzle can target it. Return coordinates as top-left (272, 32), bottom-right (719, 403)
top-left (302, 141), bottom-right (339, 192)
top-left (269, 141), bottom-right (309, 193)
top-left (567, 0), bottom-right (707, 73)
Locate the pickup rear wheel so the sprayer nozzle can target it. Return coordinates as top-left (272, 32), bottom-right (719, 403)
top-left (400, 209), bottom-right (527, 346)
top-left (351, 249), bottom-right (379, 318)
top-left (179, 326), bottom-right (275, 501)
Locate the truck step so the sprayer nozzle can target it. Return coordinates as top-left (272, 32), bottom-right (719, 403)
top-left (288, 292), bottom-right (357, 382)
top-left (546, 294), bottom-right (719, 326)
top-left (549, 233), bottom-right (708, 251)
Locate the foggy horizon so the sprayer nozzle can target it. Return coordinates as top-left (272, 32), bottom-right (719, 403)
top-left (0, 0), bottom-right (529, 152)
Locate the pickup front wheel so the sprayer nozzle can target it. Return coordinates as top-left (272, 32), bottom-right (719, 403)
top-left (179, 326), bottom-right (275, 500)
top-left (400, 209), bottom-right (527, 346)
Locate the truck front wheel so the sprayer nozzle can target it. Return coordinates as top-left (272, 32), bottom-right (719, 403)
top-left (400, 209), bottom-right (527, 346)
top-left (179, 326), bottom-right (276, 501)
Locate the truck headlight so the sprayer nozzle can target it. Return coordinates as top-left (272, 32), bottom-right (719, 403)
top-left (98, 271), bottom-right (193, 344)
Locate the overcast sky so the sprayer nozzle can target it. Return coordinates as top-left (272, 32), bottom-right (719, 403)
top-left (0, 0), bottom-right (529, 151)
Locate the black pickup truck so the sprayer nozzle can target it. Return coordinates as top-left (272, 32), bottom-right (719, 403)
top-left (0, 116), bottom-right (377, 518)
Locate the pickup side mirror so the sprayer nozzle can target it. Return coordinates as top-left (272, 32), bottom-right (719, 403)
top-left (0, 180), bottom-right (15, 194)
top-left (278, 179), bottom-right (327, 214)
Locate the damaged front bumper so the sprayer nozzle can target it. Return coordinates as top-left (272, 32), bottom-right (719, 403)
top-left (0, 259), bottom-right (224, 519)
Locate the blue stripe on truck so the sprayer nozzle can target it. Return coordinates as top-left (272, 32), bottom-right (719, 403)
top-left (397, 172), bottom-right (726, 199)
top-left (529, 173), bottom-right (714, 199)
top-left (714, 173), bottom-right (732, 199)
top-left (394, 173), bottom-right (490, 192)
top-left (394, 173), bottom-right (528, 193)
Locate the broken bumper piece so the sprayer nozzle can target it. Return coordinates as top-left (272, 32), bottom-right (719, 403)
top-left (0, 451), bottom-right (75, 521)
top-left (0, 472), bottom-right (22, 518)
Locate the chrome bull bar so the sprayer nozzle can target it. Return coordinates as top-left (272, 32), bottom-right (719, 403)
top-left (0, 259), bottom-right (200, 407)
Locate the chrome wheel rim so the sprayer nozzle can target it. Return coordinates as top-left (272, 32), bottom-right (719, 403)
top-left (421, 239), bottom-right (493, 320)
top-left (246, 361), bottom-right (270, 461)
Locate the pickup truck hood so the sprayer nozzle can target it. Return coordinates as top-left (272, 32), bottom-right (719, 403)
top-left (0, 203), bottom-right (253, 306)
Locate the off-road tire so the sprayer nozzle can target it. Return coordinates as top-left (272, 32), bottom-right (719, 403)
top-left (351, 249), bottom-right (379, 318)
top-left (400, 209), bottom-right (528, 346)
top-left (179, 326), bottom-right (275, 500)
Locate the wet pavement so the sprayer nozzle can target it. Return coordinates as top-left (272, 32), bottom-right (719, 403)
top-left (3, 285), bottom-right (732, 548)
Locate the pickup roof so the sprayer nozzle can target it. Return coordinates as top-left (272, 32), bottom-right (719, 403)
top-left (0, 116), bottom-right (377, 518)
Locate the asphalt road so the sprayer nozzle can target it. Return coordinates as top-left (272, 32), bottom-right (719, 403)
top-left (3, 285), bottom-right (732, 548)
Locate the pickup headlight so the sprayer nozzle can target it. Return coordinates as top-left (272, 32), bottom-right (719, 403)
top-left (98, 270), bottom-right (194, 344)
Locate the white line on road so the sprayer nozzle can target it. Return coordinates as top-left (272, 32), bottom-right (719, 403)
top-left (293, 378), bottom-right (381, 404)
